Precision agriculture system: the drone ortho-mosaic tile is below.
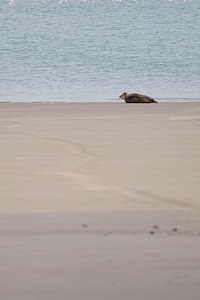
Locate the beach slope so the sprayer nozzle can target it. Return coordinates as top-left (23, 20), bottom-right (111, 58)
top-left (0, 102), bottom-right (200, 299)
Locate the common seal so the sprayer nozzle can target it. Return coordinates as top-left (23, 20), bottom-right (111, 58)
top-left (119, 92), bottom-right (157, 103)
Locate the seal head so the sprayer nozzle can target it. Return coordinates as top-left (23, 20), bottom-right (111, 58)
top-left (119, 93), bottom-right (128, 100)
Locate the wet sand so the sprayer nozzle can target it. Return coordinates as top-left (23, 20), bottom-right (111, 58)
top-left (0, 102), bottom-right (200, 299)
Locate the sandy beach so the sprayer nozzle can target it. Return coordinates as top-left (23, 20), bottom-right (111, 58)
top-left (0, 102), bottom-right (200, 299)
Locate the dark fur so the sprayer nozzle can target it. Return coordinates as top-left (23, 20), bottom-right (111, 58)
top-left (119, 92), bottom-right (157, 103)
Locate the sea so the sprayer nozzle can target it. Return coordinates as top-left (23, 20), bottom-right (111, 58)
top-left (0, 0), bottom-right (200, 103)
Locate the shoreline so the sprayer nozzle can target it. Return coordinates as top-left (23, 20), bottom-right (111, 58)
top-left (1, 96), bottom-right (200, 104)
top-left (1, 99), bottom-right (200, 104)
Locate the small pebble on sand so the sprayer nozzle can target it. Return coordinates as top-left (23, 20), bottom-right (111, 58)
top-left (82, 224), bottom-right (88, 228)
top-left (172, 228), bottom-right (178, 232)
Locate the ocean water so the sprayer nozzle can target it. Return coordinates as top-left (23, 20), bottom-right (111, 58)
top-left (0, 0), bottom-right (200, 102)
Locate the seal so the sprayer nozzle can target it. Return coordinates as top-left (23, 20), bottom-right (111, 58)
top-left (119, 92), bottom-right (157, 103)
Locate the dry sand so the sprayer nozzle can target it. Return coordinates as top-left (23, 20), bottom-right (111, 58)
top-left (0, 102), bottom-right (200, 299)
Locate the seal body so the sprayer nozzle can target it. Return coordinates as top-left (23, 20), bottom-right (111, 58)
top-left (119, 92), bottom-right (157, 103)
